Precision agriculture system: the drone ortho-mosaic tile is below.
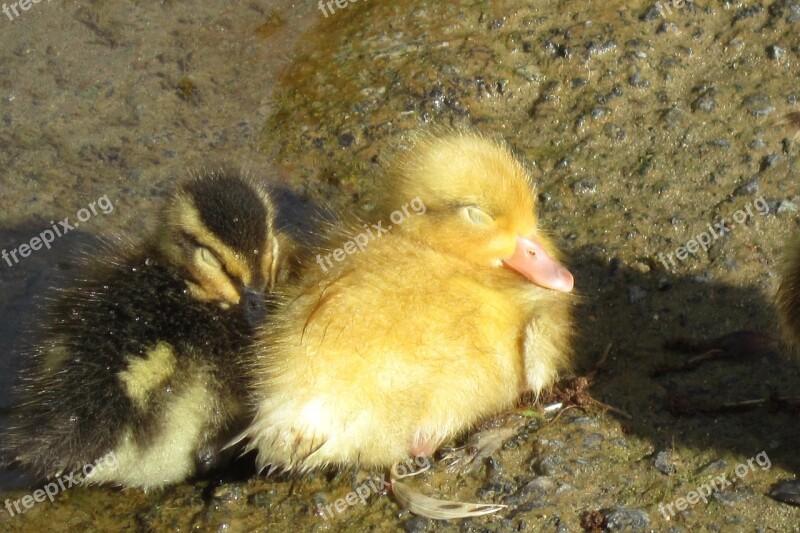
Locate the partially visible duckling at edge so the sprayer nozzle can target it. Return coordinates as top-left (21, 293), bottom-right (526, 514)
top-left (241, 129), bottom-right (574, 473)
top-left (771, 234), bottom-right (800, 505)
top-left (3, 169), bottom-right (293, 490)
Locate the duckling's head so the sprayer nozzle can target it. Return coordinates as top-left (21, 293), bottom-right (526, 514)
top-left (382, 130), bottom-right (573, 292)
top-left (158, 170), bottom-right (287, 321)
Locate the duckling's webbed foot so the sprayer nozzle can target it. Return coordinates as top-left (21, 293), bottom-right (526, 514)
top-left (771, 479), bottom-right (800, 506)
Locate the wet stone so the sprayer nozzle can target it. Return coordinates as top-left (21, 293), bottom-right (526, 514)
top-left (654, 451), bottom-right (678, 475)
top-left (310, 491), bottom-right (329, 507)
top-left (524, 476), bottom-right (556, 497)
top-left (734, 177), bottom-right (759, 196)
top-left (583, 433), bottom-right (603, 450)
top-left (708, 139), bottom-right (730, 149)
top-left (657, 22), bottom-right (679, 34)
top-left (337, 132), bottom-right (355, 147)
top-left (760, 154), bottom-right (779, 170)
top-left (478, 473), bottom-right (518, 499)
top-left (504, 476), bottom-right (556, 508)
top-left (693, 272), bottom-right (714, 283)
top-left (571, 178), bottom-right (598, 195)
top-left (514, 65), bottom-right (545, 83)
top-left (486, 455), bottom-right (502, 474)
top-left (661, 106), bottom-right (685, 127)
top-left (499, 519), bottom-right (519, 531)
top-left (404, 515), bottom-right (429, 533)
top-left (249, 489), bottom-right (280, 509)
top-left (605, 507), bottom-right (651, 531)
top-left (713, 486), bottom-right (753, 505)
top-left (629, 285), bottom-right (648, 304)
top-left (748, 106), bottom-right (775, 117)
top-left (599, 39), bottom-right (618, 53)
top-left (536, 438), bottom-right (567, 451)
top-left (571, 77), bottom-right (588, 88)
top-left (692, 92), bottom-right (716, 112)
top-left (639, 5), bottom-right (661, 21)
top-left (791, 4), bottom-right (800, 22)
top-left (776, 199), bottom-right (798, 214)
top-left (743, 93), bottom-right (775, 117)
top-left (733, 5), bottom-right (763, 23)
top-left (212, 483), bottom-right (247, 504)
top-left (535, 454), bottom-right (568, 476)
top-left (569, 417), bottom-right (599, 427)
top-left (628, 71), bottom-right (649, 88)
top-left (555, 156), bottom-right (573, 169)
top-left (767, 45), bottom-right (786, 59)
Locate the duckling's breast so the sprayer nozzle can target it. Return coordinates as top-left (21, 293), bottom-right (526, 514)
top-left (251, 235), bottom-right (541, 468)
top-left (10, 252), bottom-right (253, 480)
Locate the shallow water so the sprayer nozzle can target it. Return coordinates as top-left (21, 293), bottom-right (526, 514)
top-left (1, 0), bottom-right (799, 531)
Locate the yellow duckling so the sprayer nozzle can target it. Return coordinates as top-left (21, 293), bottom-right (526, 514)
top-left (3, 169), bottom-right (293, 490)
top-left (242, 129), bottom-right (574, 473)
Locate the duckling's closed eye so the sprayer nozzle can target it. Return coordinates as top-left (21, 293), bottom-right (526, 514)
top-left (185, 244), bottom-right (244, 308)
top-left (463, 205), bottom-right (494, 226)
top-left (197, 246), bottom-right (222, 270)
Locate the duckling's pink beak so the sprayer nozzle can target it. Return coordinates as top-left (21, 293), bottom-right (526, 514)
top-left (502, 236), bottom-right (574, 292)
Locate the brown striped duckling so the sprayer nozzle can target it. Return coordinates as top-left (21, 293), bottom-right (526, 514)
top-left (3, 169), bottom-right (293, 490)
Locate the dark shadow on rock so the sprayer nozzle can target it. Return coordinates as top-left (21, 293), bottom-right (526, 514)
top-left (567, 244), bottom-right (800, 495)
top-left (0, 222), bottom-right (110, 405)
top-left (270, 185), bottom-right (331, 243)
top-left (0, 221), bottom-right (111, 491)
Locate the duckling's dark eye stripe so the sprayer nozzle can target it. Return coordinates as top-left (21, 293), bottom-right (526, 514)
top-left (179, 230), bottom-right (204, 254)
